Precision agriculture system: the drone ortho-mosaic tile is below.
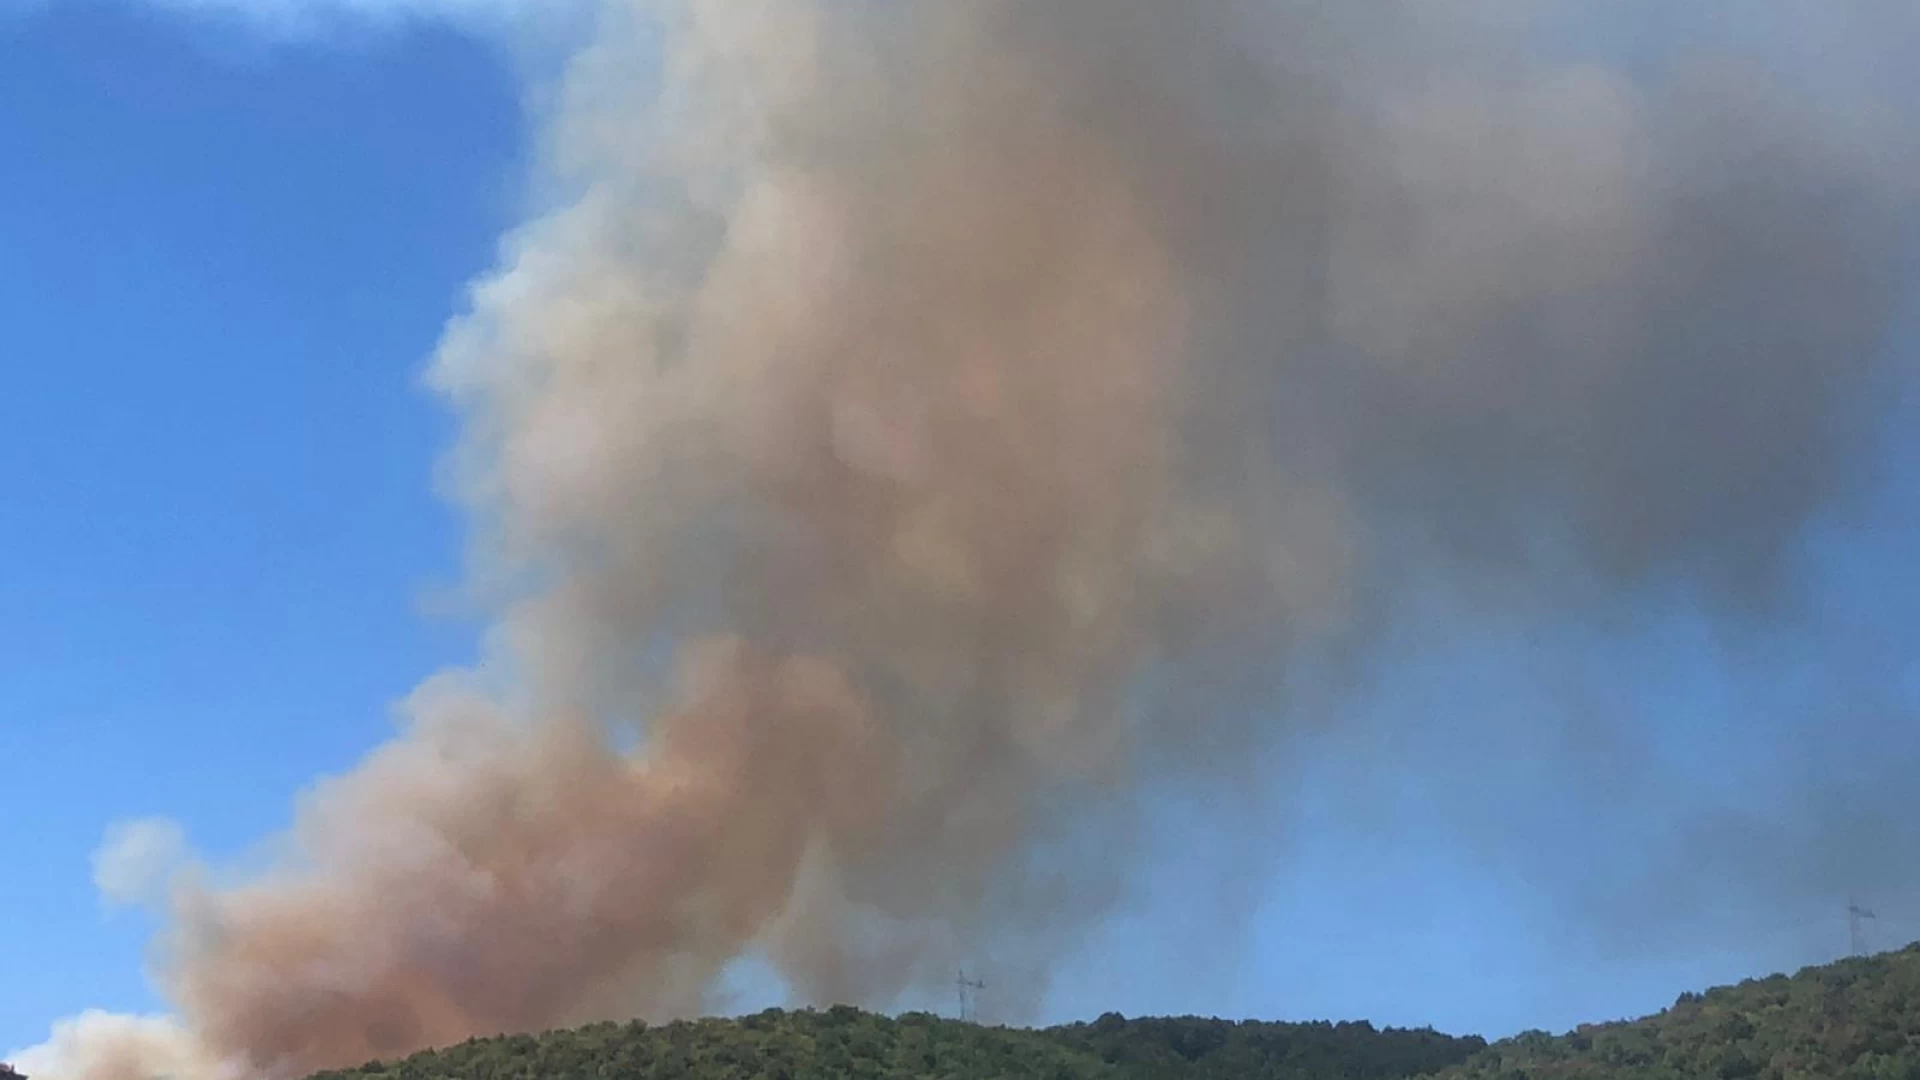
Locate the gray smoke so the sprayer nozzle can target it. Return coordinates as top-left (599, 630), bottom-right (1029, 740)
top-left (17, 2), bottom-right (1919, 1077)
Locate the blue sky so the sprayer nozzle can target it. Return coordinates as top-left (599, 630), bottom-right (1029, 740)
top-left (0, 0), bottom-right (521, 1050)
top-left (3, 0), bottom-right (1919, 1061)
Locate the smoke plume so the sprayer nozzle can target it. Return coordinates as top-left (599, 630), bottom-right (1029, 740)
top-left (19, 1), bottom-right (1920, 1077)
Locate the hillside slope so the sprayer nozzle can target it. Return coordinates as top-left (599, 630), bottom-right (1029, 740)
top-left (309, 944), bottom-right (1920, 1080)
top-left (1440, 943), bottom-right (1920, 1080)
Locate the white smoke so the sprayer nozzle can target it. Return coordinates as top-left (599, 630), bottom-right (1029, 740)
top-left (9, 1013), bottom-right (229, 1080)
top-left (92, 819), bottom-right (190, 911)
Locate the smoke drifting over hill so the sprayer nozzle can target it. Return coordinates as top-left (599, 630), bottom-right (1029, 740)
top-left (17, 2), bottom-right (1920, 1078)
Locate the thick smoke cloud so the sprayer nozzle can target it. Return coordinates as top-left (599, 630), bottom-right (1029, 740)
top-left (17, 1), bottom-right (1920, 1077)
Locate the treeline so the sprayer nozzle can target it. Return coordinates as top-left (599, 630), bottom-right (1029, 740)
top-left (309, 943), bottom-right (1920, 1080)
top-left (308, 1007), bottom-right (1484, 1080)
top-left (1052, 1013), bottom-right (1485, 1078)
top-left (1443, 943), bottom-right (1920, 1080)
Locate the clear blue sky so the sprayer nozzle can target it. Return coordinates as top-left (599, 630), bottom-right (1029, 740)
top-left (3, 0), bottom-right (1918, 1060)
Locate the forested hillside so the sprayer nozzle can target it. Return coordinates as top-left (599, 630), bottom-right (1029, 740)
top-left (308, 944), bottom-right (1920, 1080)
top-left (307, 1008), bottom-right (1483, 1080)
top-left (1443, 943), bottom-right (1920, 1080)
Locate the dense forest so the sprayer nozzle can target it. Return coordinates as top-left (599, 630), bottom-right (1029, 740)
top-left (306, 1009), bottom-right (1482, 1080)
top-left (1443, 943), bottom-right (1920, 1080)
top-left (309, 944), bottom-right (1920, 1080)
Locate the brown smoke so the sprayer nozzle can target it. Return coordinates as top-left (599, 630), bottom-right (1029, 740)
top-left (22, 1), bottom-right (1920, 1077)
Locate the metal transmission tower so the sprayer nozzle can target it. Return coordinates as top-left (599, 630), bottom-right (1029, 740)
top-left (1848, 897), bottom-right (1878, 956)
top-left (956, 969), bottom-right (986, 1023)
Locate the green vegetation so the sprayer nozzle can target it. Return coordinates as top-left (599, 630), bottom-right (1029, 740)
top-left (1442, 943), bottom-right (1920, 1080)
top-left (1050, 1013), bottom-right (1483, 1078)
top-left (309, 1008), bottom-right (1482, 1080)
top-left (310, 944), bottom-right (1920, 1080)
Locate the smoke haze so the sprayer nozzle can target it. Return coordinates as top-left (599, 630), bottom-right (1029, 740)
top-left (16, 2), bottom-right (1920, 1078)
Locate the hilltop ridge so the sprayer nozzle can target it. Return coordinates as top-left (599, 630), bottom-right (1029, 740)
top-left (1444, 942), bottom-right (1920, 1080)
top-left (309, 944), bottom-right (1920, 1080)
top-left (309, 1008), bottom-right (1482, 1080)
